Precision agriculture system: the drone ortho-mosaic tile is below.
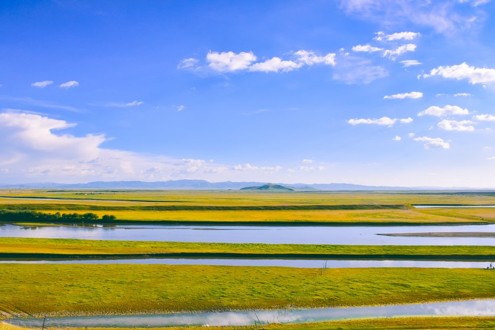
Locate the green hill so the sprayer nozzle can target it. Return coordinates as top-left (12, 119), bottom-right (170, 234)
top-left (240, 183), bottom-right (294, 192)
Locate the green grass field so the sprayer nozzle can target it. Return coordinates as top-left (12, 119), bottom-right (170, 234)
top-left (1, 265), bottom-right (495, 317)
top-left (1, 190), bottom-right (495, 224)
top-left (2, 190), bottom-right (495, 328)
top-left (1, 238), bottom-right (495, 260)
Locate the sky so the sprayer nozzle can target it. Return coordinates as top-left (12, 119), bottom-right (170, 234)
top-left (1, 0), bottom-right (495, 187)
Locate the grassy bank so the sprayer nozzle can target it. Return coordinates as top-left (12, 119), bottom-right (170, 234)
top-left (2, 238), bottom-right (495, 260)
top-left (4, 317), bottom-right (495, 330)
top-left (1, 265), bottom-right (495, 316)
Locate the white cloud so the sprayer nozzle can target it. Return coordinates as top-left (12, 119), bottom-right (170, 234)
top-left (177, 57), bottom-right (199, 70)
top-left (418, 105), bottom-right (470, 117)
top-left (206, 51), bottom-right (257, 72)
top-left (302, 159), bottom-right (313, 164)
top-left (421, 62), bottom-right (495, 85)
top-left (333, 55), bottom-right (388, 84)
top-left (488, 156), bottom-right (495, 160)
top-left (413, 136), bottom-right (450, 149)
top-left (438, 119), bottom-right (475, 132)
top-left (375, 31), bottom-right (421, 41)
top-left (177, 105), bottom-right (185, 112)
top-left (454, 92), bottom-right (471, 97)
top-left (0, 111), bottom-right (310, 184)
top-left (351, 44), bottom-right (383, 53)
top-left (348, 116), bottom-right (413, 126)
top-left (249, 57), bottom-right (302, 73)
top-left (384, 91), bottom-right (423, 99)
top-left (126, 101), bottom-right (143, 107)
top-left (107, 100), bottom-right (143, 108)
top-left (459, 0), bottom-right (491, 7)
top-left (383, 43), bottom-right (417, 58)
top-left (400, 60), bottom-right (422, 67)
top-left (400, 117), bottom-right (414, 124)
top-left (0, 112), bottom-right (103, 159)
top-left (293, 50), bottom-right (336, 66)
top-left (339, 0), bottom-right (483, 34)
top-left (233, 163), bottom-right (282, 172)
top-left (474, 114), bottom-right (495, 122)
top-left (59, 80), bottom-right (79, 89)
top-left (31, 80), bottom-right (53, 88)
top-left (393, 135), bottom-right (402, 141)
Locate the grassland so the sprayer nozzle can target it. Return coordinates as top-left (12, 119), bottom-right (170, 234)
top-left (1, 190), bottom-right (495, 225)
top-left (1, 238), bottom-right (495, 261)
top-left (1, 265), bottom-right (495, 317)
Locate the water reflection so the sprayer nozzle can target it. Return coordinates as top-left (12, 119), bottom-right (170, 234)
top-left (1, 258), bottom-right (494, 268)
top-left (1, 223), bottom-right (494, 245)
top-left (8, 299), bottom-right (495, 327)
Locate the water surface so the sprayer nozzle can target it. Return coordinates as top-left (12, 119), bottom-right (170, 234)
top-left (8, 299), bottom-right (495, 327)
top-left (1, 223), bottom-right (494, 245)
top-left (1, 258), bottom-right (493, 268)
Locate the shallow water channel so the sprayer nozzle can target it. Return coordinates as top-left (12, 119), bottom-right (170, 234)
top-left (1, 223), bottom-right (495, 245)
top-left (8, 299), bottom-right (495, 327)
top-left (1, 258), bottom-right (494, 268)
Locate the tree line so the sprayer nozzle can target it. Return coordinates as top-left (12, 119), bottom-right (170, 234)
top-left (0, 210), bottom-right (116, 223)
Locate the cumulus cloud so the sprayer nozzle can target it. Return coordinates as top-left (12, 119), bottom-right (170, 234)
top-left (413, 136), bottom-right (450, 149)
top-left (293, 50), bottom-right (336, 66)
top-left (249, 57), bottom-right (302, 73)
top-left (206, 51), bottom-right (257, 72)
top-left (0, 111), bottom-right (305, 183)
top-left (59, 80), bottom-right (79, 89)
top-left (400, 60), bottom-right (422, 67)
top-left (177, 105), bottom-right (185, 112)
top-left (0, 112), bottom-right (104, 160)
top-left (185, 50), bottom-right (336, 74)
top-left (393, 135), bottom-right (402, 141)
top-left (437, 119), bottom-right (476, 132)
top-left (384, 91), bottom-right (423, 99)
top-left (374, 31), bottom-right (421, 41)
top-left (421, 62), bottom-right (495, 85)
top-left (474, 114), bottom-right (495, 122)
top-left (31, 80), bottom-right (53, 88)
top-left (348, 116), bottom-right (413, 126)
top-left (418, 105), bottom-right (470, 117)
top-left (351, 44), bottom-right (383, 53)
top-left (383, 44), bottom-right (417, 58)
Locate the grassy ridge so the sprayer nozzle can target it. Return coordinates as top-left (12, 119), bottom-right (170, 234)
top-left (2, 238), bottom-right (495, 260)
top-left (1, 265), bottom-right (495, 317)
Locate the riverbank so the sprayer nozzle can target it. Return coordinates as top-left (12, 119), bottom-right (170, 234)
top-left (4, 316), bottom-right (495, 330)
top-left (2, 238), bottom-right (495, 261)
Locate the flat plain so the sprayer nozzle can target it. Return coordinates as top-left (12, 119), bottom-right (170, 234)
top-left (1, 190), bottom-right (495, 329)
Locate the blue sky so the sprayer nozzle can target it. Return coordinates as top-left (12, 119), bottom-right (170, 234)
top-left (1, 0), bottom-right (495, 187)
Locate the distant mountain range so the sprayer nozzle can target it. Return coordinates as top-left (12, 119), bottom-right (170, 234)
top-left (0, 179), bottom-right (466, 191)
